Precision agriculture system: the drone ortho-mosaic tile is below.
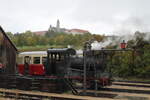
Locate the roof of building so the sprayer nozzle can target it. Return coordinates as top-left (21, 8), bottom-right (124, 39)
top-left (0, 26), bottom-right (18, 51)
top-left (33, 31), bottom-right (47, 35)
top-left (68, 29), bottom-right (89, 33)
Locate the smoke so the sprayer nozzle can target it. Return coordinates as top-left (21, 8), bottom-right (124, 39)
top-left (91, 39), bottom-right (112, 50)
top-left (113, 16), bottom-right (150, 35)
top-left (91, 32), bottom-right (150, 50)
top-left (89, 16), bottom-right (150, 50)
top-left (144, 33), bottom-right (150, 41)
top-left (76, 49), bottom-right (83, 55)
top-left (91, 38), bottom-right (124, 50)
top-left (91, 16), bottom-right (150, 50)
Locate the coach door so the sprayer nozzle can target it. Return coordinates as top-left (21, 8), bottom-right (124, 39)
top-left (24, 56), bottom-right (31, 75)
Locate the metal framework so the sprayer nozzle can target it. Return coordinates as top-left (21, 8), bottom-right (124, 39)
top-left (83, 41), bottom-right (134, 95)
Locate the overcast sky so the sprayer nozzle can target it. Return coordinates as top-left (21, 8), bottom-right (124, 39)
top-left (0, 0), bottom-right (150, 35)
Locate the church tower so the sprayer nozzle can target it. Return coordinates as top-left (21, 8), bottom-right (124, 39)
top-left (48, 25), bottom-right (52, 31)
top-left (56, 19), bottom-right (60, 32)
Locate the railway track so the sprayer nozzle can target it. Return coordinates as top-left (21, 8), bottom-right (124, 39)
top-left (113, 82), bottom-right (150, 88)
top-left (78, 81), bottom-right (150, 100)
top-left (0, 80), bottom-right (150, 100)
top-left (0, 88), bottom-right (120, 100)
top-left (110, 81), bottom-right (150, 94)
top-left (110, 81), bottom-right (150, 100)
top-left (113, 81), bottom-right (150, 88)
top-left (115, 80), bottom-right (150, 84)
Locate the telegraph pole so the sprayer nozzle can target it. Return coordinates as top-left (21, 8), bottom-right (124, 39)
top-left (83, 41), bottom-right (92, 95)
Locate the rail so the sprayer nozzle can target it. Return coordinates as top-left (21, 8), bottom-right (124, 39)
top-left (0, 88), bottom-right (115, 100)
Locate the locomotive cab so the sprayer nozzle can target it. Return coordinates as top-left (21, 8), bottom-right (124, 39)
top-left (46, 48), bottom-right (76, 76)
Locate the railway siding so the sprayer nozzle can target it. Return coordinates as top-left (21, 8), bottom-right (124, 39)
top-left (0, 88), bottom-right (119, 100)
top-left (113, 82), bottom-right (150, 87)
top-left (0, 81), bottom-right (150, 100)
top-left (110, 85), bottom-right (150, 91)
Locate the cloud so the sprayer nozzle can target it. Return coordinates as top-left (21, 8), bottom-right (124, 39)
top-left (113, 16), bottom-right (150, 35)
top-left (0, 0), bottom-right (150, 35)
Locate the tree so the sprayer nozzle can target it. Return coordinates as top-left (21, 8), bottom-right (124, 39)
top-left (6, 32), bottom-right (14, 39)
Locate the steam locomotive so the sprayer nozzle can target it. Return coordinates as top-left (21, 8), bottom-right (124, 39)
top-left (0, 26), bottom-right (129, 94)
top-left (17, 47), bottom-right (112, 92)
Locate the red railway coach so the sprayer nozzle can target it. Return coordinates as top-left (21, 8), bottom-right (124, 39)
top-left (17, 51), bottom-right (47, 75)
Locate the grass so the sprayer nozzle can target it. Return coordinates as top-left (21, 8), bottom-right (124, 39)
top-left (114, 77), bottom-right (150, 82)
top-left (17, 45), bottom-right (65, 52)
top-left (17, 45), bottom-right (82, 52)
top-left (125, 77), bottom-right (150, 82)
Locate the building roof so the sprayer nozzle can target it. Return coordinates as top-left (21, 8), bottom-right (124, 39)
top-left (32, 28), bottom-right (89, 35)
top-left (68, 29), bottom-right (89, 33)
top-left (0, 26), bottom-right (18, 51)
top-left (33, 31), bottom-right (47, 36)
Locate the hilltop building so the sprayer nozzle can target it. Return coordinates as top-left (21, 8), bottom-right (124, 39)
top-left (48, 19), bottom-right (67, 33)
top-left (66, 29), bottom-right (89, 35)
top-left (33, 20), bottom-right (90, 36)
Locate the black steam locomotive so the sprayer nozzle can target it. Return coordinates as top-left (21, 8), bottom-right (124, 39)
top-left (0, 26), bottom-right (113, 94)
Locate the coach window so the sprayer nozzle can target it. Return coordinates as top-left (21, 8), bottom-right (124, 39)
top-left (33, 57), bottom-right (40, 64)
top-left (24, 56), bottom-right (31, 64)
